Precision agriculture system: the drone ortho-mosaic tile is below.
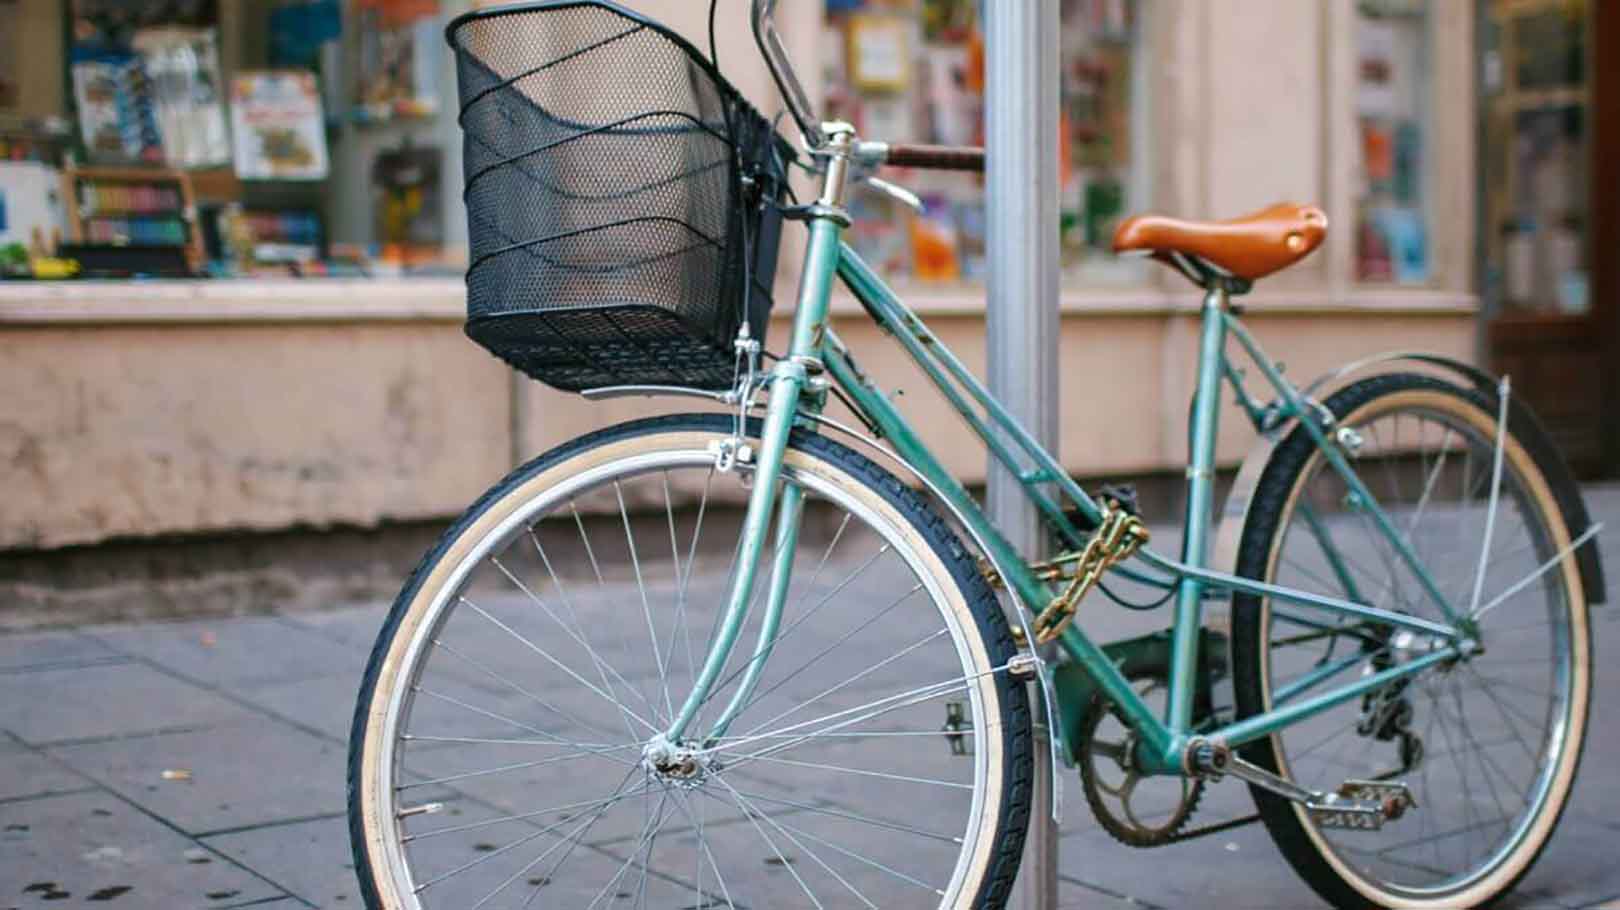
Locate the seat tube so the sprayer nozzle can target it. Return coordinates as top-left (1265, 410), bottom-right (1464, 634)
top-left (662, 126), bottom-right (853, 744)
top-left (1167, 285), bottom-right (1229, 735)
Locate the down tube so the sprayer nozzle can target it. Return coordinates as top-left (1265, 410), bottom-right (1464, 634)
top-left (827, 254), bottom-right (1174, 764)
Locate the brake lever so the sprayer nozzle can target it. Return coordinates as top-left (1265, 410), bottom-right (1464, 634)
top-left (860, 175), bottom-right (924, 212)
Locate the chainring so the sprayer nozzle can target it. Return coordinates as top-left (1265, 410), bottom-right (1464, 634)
top-left (1077, 674), bottom-right (1204, 848)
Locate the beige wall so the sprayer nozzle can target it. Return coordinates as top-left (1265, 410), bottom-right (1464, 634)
top-left (0, 309), bottom-right (508, 550)
top-left (0, 280), bottom-right (1473, 552)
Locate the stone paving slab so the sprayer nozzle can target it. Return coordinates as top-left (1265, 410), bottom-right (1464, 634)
top-left (0, 789), bottom-right (288, 908)
top-left (0, 736), bottom-right (88, 804)
top-left (275, 606), bottom-right (390, 650)
top-left (0, 661), bottom-right (246, 746)
top-left (204, 816), bottom-right (360, 908)
top-left (84, 616), bottom-right (362, 691)
top-left (0, 629), bottom-right (120, 673)
top-left (47, 718), bottom-right (349, 837)
top-left (234, 675), bottom-right (364, 744)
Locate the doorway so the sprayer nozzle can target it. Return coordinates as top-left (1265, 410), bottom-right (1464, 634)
top-left (1478, 0), bottom-right (1615, 476)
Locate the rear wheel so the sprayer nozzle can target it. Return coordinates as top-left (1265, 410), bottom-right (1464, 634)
top-left (348, 414), bottom-right (1033, 909)
top-left (1231, 374), bottom-right (1590, 909)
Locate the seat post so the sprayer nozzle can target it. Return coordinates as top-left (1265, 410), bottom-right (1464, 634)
top-left (1167, 282), bottom-right (1229, 733)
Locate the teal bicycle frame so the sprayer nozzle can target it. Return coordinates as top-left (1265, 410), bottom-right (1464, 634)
top-left (656, 138), bottom-right (1470, 779)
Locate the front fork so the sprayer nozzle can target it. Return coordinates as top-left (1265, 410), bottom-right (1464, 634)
top-left (660, 130), bottom-right (856, 747)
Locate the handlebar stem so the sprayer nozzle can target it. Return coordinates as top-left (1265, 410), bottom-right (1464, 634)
top-left (815, 123), bottom-right (859, 208)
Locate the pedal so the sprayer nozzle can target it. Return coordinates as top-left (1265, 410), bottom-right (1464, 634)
top-left (1305, 793), bottom-right (1389, 830)
top-left (1222, 754), bottom-right (1415, 832)
top-left (1300, 780), bottom-right (1417, 831)
top-left (1334, 779), bottom-right (1417, 822)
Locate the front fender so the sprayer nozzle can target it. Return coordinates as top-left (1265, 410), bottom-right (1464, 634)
top-left (1212, 352), bottom-right (1605, 605)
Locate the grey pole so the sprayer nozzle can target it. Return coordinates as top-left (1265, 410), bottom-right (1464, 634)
top-left (985, 1), bottom-right (1061, 909)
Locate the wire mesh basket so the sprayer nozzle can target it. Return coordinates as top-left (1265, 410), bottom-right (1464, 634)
top-left (448, 0), bottom-right (793, 392)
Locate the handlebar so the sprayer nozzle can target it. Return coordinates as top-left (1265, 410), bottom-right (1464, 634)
top-left (749, 0), bottom-right (987, 175)
top-left (882, 144), bottom-right (986, 173)
top-left (751, 0), bottom-right (820, 146)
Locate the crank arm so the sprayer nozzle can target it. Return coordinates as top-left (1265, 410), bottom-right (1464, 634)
top-left (1223, 756), bottom-right (1415, 831)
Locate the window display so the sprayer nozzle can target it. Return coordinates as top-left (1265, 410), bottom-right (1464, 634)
top-left (1480, 0), bottom-right (1591, 316)
top-left (823, 0), bottom-right (1147, 287)
top-left (1354, 0), bottom-right (1432, 285)
top-left (229, 71), bottom-right (329, 181)
top-left (0, 0), bottom-right (467, 282)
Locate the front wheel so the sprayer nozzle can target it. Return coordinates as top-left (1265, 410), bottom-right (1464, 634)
top-left (1232, 373), bottom-right (1590, 910)
top-left (348, 414), bottom-right (1032, 909)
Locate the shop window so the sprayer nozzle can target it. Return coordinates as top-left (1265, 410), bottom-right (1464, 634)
top-left (1353, 0), bottom-right (1434, 285)
top-left (1479, 0), bottom-right (1591, 316)
top-left (822, 0), bottom-right (1149, 288)
top-left (0, 0), bottom-right (469, 281)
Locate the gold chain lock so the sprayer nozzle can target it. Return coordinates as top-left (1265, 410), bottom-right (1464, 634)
top-left (1031, 500), bottom-right (1149, 644)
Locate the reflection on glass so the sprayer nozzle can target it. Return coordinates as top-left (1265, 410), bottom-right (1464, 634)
top-left (823, 0), bottom-right (1147, 287)
top-left (1481, 0), bottom-right (1590, 316)
top-left (1355, 0), bottom-right (1432, 285)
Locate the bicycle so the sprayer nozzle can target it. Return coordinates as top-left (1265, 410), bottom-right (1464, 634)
top-left (348, 2), bottom-right (1607, 907)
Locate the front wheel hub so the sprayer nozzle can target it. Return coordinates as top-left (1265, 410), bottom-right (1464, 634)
top-left (642, 738), bottom-right (710, 786)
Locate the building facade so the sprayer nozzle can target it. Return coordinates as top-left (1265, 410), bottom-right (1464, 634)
top-left (0, 1), bottom-right (1610, 586)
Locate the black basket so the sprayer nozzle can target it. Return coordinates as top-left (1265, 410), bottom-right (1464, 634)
top-left (447, 0), bottom-right (793, 392)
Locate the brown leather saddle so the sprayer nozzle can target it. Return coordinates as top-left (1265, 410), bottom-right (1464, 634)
top-left (1112, 202), bottom-right (1328, 285)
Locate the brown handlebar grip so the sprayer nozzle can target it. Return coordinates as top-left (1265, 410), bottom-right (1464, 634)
top-left (885, 144), bottom-right (986, 173)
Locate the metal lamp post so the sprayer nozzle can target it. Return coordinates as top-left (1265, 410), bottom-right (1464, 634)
top-left (985, 1), bottom-right (1063, 908)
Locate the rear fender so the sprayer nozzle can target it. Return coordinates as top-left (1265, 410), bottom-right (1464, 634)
top-left (1212, 352), bottom-right (1604, 605)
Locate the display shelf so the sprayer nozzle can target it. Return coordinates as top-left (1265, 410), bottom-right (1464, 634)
top-left (62, 166), bottom-right (205, 272)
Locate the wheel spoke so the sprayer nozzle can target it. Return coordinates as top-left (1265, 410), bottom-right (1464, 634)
top-left (710, 780), bottom-right (826, 909)
top-left (418, 765), bottom-right (642, 893)
top-left (714, 776), bottom-right (879, 909)
top-left (529, 528), bottom-right (648, 746)
top-left (614, 480), bottom-right (674, 725)
top-left (725, 788), bottom-right (961, 845)
top-left (691, 542), bottom-right (897, 717)
top-left (458, 596), bottom-right (659, 735)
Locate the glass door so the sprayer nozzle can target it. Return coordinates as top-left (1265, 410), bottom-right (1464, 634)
top-left (1478, 0), bottom-right (1606, 472)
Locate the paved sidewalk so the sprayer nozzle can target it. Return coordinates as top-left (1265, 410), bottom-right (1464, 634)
top-left (2, 487), bottom-right (1618, 909)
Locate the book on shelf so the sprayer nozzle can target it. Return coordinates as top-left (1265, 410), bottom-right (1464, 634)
top-left (230, 71), bottom-right (330, 181)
